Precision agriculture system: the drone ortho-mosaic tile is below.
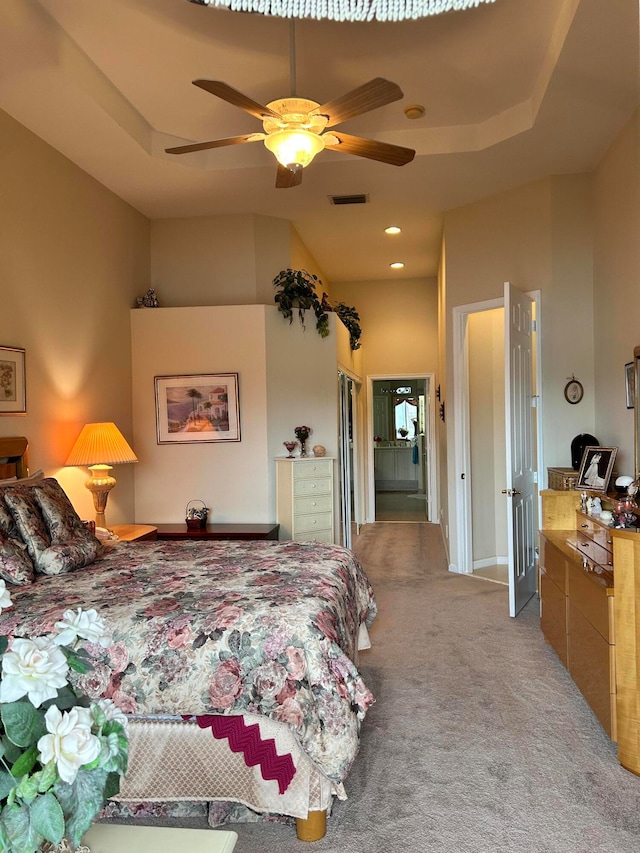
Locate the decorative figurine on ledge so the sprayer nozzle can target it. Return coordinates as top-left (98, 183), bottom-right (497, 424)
top-left (136, 288), bottom-right (160, 308)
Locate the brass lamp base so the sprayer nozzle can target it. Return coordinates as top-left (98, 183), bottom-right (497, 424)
top-left (85, 464), bottom-right (116, 529)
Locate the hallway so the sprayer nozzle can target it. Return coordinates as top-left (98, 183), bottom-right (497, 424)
top-left (375, 491), bottom-right (429, 522)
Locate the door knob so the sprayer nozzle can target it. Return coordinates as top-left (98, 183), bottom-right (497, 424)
top-left (501, 488), bottom-right (522, 496)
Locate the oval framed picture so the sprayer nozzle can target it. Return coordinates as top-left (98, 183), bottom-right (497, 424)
top-left (564, 378), bottom-right (584, 405)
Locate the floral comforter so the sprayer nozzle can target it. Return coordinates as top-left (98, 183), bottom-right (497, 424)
top-left (0, 539), bottom-right (377, 783)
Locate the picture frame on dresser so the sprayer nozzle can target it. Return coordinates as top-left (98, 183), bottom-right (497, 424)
top-left (576, 445), bottom-right (618, 493)
top-left (625, 361), bottom-right (635, 409)
top-left (0, 346), bottom-right (26, 415)
top-left (155, 373), bottom-right (240, 444)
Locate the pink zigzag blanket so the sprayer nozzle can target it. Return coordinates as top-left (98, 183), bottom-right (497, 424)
top-left (196, 715), bottom-right (297, 795)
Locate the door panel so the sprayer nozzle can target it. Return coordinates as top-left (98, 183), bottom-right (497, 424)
top-left (504, 282), bottom-right (537, 617)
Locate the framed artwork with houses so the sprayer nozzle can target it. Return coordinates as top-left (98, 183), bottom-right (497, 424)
top-left (155, 373), bottom-right (240, 444)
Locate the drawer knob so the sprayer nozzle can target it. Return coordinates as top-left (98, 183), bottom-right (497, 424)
top-left (580, 524), bottom-right (588, 528)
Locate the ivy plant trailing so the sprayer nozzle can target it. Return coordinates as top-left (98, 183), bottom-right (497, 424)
top-left (273, 269), bottom-right (361, 351)
top-left (332, 302), bottom-right (362, 351)
top-left (273, 269), bottom-right (329, 339)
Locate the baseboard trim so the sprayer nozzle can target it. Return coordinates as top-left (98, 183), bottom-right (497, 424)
top-left (473, 556), bottom-right (508, 570)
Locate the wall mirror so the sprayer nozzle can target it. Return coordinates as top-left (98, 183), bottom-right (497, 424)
top-left (635, 345), bottom-right (640, 479)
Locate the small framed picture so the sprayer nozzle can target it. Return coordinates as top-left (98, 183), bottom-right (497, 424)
top-left (0, 346), bottom-right (26, 415)
top-left (155, 373), bottom-right (240, 444)
top-left (576, 446), bottom-right (618, 493)
top-left (625, 361), bottom-right (635, 409)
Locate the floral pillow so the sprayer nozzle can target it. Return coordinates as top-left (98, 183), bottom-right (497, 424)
top-left (33, 479), bottom-right (103, 575)
top-left (3, 487), bottom-right (50, 566)
top-left (0, 532), bottom-right (34, 585)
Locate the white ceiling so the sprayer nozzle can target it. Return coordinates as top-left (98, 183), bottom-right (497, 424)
top-left (0, 0), bottom-right (637, 282)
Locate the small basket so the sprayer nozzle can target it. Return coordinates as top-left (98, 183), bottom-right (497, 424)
top-left (547, 467), bottom-right (579, 491)
top-left (185, 499), bottom-right (209, 530)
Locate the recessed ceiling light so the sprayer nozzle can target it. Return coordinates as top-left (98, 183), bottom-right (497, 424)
top-left (385, 226), bottom-right (401, 235)
top-left (390, 262), bottom-right (405, 269)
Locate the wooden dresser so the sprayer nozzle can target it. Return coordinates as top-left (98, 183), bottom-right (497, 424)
top-left (275, 457), bottom-right (335, 544)
top-left (540, 490), bottom-right (640, 774)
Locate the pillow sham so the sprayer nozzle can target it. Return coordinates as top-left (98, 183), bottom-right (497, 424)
top-left (0, 532), bottom-right (34, 586)
top-left (32, 479), bottom-right (103, 574)
top-left (3, 487), bottom-right (50, 566)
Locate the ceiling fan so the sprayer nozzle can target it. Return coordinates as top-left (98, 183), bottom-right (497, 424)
top-left (166, 25), bottom-right (415, 188)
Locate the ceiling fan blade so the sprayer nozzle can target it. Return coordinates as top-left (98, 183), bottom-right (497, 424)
top-left (193, 80), bottom-right (281, 120)
top-left (166, 133), bottom-right (264, 155)
top-left (313, 78), bottom-right (404, 128)
top-left (324, 132), bottom-right (415, 166)
top-left (275, 164), bottom-right (303, 189)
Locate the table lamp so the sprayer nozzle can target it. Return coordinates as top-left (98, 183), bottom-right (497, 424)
top-left (65, 422), bottom-right (138, 528)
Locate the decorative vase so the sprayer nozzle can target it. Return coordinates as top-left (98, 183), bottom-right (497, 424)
top-left (299, 438), bottom-right (308, 457)
top-left (283, 440), bottom-right (297, 458)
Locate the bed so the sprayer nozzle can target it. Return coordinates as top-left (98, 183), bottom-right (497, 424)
top-left (0, 437), bottom-right (377, 841)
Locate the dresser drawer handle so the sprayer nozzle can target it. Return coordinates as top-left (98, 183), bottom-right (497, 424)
top-left (580, 524), bottom-right (588, 528)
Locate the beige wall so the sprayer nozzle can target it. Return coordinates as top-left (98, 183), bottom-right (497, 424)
top-left (592, 112), bottom-right (640, 477)
top-left (442, 174), bottom-right (595, 570)
top-left (150, 215), bottom-right (291, 307)
top-left (331, 278), bottom-right (438, 378)
top-left (131, 305), bottom-right (341, 526)
top-left (0, 107), bottom-right (149, 524)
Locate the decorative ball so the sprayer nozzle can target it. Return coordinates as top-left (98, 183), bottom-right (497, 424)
top-left (312, 445), bottom-right (326, 457)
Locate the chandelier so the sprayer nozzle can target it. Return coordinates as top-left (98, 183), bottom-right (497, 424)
top-left (186, 0), bottom-right (496, 23)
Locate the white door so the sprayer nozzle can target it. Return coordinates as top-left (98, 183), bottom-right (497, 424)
top-left (504, 282), bottom-right (537, 616)
top-left (338, 372), bottom-right (355, 549)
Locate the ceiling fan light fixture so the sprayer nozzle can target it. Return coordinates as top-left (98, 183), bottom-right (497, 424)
top-left (264, 129), bottom-right (325, 170)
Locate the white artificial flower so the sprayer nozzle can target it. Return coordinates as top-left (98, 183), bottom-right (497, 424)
top-left (54, 608), bottom-right (112, 648)
top-left (0, 636), bottom-right (69, 707)
top-left (0, 579), bottom-right (12, 613)
top-left (38, 705), bottom-right (101, 785)
top-left (94, 698), bottom-right (128, 728)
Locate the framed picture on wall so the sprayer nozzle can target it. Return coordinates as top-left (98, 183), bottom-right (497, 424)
top-left (625, 361), bottom-right (635, 409)
top-left (576, 446), bottom-right (618, 493)
top-left (0, 346), bottom-right (26, 415)
top-left (155, 373), bottom-right (240, 444)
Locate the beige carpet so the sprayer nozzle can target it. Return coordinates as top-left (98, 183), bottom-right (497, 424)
top-left (229, 521), bottom-right (640, 852)
top-left (111, 522), bottom-right (640, 851)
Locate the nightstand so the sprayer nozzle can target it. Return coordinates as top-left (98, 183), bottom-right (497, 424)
top-left (155, 523), bottom-right (279, 541)
top-left (110, 524), bottom-right (158, 542)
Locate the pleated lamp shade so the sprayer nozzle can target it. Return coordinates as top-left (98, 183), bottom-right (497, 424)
top-left (65, 423), bottom-right (137, 528)
top-left (65, 423), bottom-right (138, 467)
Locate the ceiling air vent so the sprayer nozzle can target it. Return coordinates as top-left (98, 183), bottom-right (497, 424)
top-left (328, 194), bottom-right (370, 206)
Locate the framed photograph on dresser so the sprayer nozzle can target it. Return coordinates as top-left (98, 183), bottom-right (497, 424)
top-left (576, 445), bottom-right (618, 493)
top-left (0, 346), bottom-right (26, 415)
top-left (155, 373), bottom-right (240, 444)
top-left (625, 361), bottom-right (635, 409)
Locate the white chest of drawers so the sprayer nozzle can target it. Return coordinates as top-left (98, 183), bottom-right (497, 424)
top-left (275, 457), bottom-right (335, 544)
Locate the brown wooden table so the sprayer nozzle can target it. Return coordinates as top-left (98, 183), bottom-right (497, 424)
top-left (153, 523), bottom-right (279, 541)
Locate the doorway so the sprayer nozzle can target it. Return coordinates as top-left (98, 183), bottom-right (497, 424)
top-left (452, 289), bottom-right (543, 612)
top-left (367, 374), bottom-right (437, 523)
